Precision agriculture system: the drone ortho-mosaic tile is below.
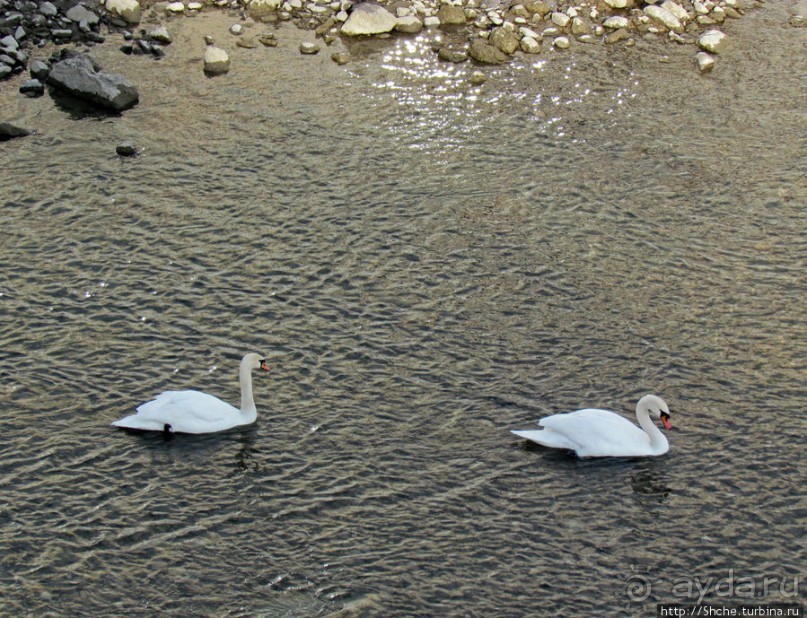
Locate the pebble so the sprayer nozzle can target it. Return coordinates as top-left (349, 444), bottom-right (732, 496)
top-left (698, 29), bottom-right (727, 54)
top-left (603, 16), bottom-right (628, 30)
top-left (116, 140), bottom-right (138, 156)
top-left (299, 41), bottom-right (319, 54)
top-left (148, 27), bottom-right (173, 45)
top-left (469, 70), bottom-right (486, 85)
top-left (644, 5), bottom-right (684, 33)
top-left (203, 45), bottom-right (230, 74)
top-left (19, 77), bottom-right (43, 96)
top-left (395, 15), bottom-right (423, 34)
top-left (66, 4), bottom-right (100, 27)
top-left (605, 28), bottom-right (630, 44)
top-left (39, 2), bottom-right (58, 18)
top-left (551, 12), bottom-right (570, 28)
top-left (520, 36), bottom-right (541, 54)
top-left (661, 1), bottom-right (689, 25)
top-left (694, 51), bottom-right (714, 73)
top-left (29, 60), bottom-right (50, 80)
top-left (553, 36), bottom-right (570, 49)
top-left (438, 46), bottom-right (469, 63)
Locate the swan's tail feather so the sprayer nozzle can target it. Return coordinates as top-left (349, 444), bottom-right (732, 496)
top-left (511, 428), bottom-right (577, 450)
top-left (111, 415), bottom-right (166, 431)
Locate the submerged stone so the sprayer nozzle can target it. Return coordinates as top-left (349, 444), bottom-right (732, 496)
top-left (47, 54), bottom-right (139, 111)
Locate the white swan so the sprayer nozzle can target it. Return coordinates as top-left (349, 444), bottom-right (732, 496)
top-left (511, 394), bottom-right (672, 458)
top-left (112, 353), bottom-right (270, 434)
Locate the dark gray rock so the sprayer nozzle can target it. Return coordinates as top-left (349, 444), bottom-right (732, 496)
top-left (46, 54), bottom-right (139, 111)
top-left (0, 121), bottom-right (31, 140)
top-left (1, 34), bottom-right (18, 49)
top-left (0, 13), bottom-right (23, 28)
top-left (51, 28), bottom-right (73, 39)
top-left (0, 63), bottom-right (11, 78)
top-left (29, 59), bottom-right (49, 79)
top-left (66, 4), bottom-right (99, 26)
top-left (135, 38), bottom-right (152, 54)
top-left (19, 77), bottom-right (43, 96)
top-left (116, 140), bottom-right (137, 156)
top-left (39, 2), bottom-right (58, 17)
top-left (27, 13), bottom-right (46, 29)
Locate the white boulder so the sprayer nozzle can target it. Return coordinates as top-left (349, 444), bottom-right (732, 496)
top-left (698, 29), bottom-right (727, 53)
top-left (395, 15), bottom-right (423, 33)
top-left (341, 3), bottom-right (397, 35)
top-left (105, 0), bottom-right (141, 24)
top-left (644, 5), bottom-right (684, 33)
top-left (520, 36), bottom-right (541, 53)
top-left (603, 16), bottom-right (629, 29)
top-left (553, 36), bottom-right (570, 49)
top-left (204, 46), bottom-right (230, 75)
top-left (551, 12), bottom-right (570, 28)
top-left (661, 1), bottom-right (689, 24)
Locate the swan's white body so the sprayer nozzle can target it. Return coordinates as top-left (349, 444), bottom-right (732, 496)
top-left (112, 353), bottom-right (270, 434)
top-left (512, 394), bottom-right (672, 458)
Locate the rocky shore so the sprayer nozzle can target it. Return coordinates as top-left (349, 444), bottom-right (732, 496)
top-left (1, 0), bottom-right (804, 140)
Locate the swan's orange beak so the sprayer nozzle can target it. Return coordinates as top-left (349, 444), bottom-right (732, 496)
top-left (660, 413), bottom-right (672, 431)
top-left (259, 360), bottom-right (270, 372)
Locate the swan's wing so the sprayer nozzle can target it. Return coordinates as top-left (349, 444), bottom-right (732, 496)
top-left (511, 428), bottom-right (578, 451)
top-left (538, 409), bottom-right (651, 457)
top-left (112, 390), bottom-right (240, 433)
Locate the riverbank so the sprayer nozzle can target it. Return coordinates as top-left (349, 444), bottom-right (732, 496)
top-left (3, 0), bottom-right (797, 85)
top-left (2, 0), bottom-right (806, 142)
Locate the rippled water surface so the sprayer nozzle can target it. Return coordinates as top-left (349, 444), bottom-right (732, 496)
top-left (1, 5), bottom-right (805, 617)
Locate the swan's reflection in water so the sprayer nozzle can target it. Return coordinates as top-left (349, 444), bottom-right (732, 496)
top-left (234, 428), bottom-right (261, 473)
top-left (527, 446), bottom-right (672, 504)
top-left (630, 460), bottom-right (671, 503)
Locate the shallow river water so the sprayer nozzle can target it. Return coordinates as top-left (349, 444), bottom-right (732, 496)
top-left (1, 4), bottom-right (805, 617)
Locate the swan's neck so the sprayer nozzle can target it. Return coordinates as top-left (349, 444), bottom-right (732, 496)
top-left (636, 403), bottom-right (668, 454)
top-left (238, 361), bottom-right (258, 423)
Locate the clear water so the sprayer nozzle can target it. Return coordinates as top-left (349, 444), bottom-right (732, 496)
top-left (1, 6), bottom-right (804, 616)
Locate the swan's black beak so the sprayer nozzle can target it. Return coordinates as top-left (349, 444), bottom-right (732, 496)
top-left (660, 412), bottom-right (672, 430)
top-left (259, 359), bottom-right (270, 372)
